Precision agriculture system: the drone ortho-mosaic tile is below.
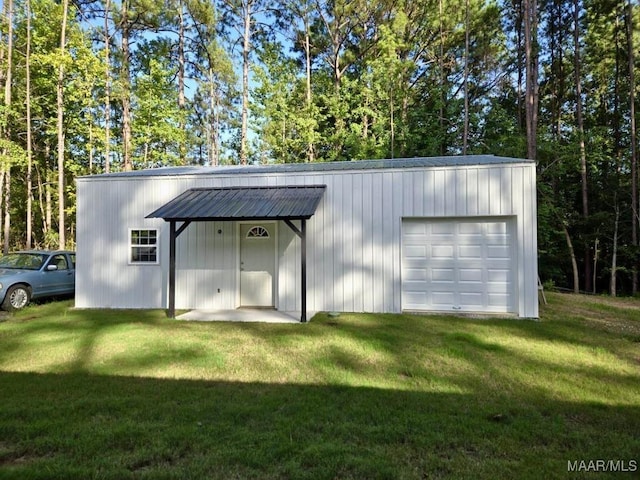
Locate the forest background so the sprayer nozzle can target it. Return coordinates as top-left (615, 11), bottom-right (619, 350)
top-left (0, 0), bottom-right (638, 295)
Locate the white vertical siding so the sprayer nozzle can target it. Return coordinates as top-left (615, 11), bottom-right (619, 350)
top-left (412, 172), bottom-right (424, 217)
top-left (391, 171), bottom-right (404, 312)
top-left (467, 169), bottom-right (478, 216)
top-left (455, 170), bottom-right (467, 217)
top-left (175, 221), bottom-right (236, 309)
top-left (523, 165), bottom-right (538, 317)
top-left (76, 161), bottom-right (538, 317)
top-left (75, 177), bottom-right (179, 308)
top-left (278, 220), bottom-right (300, 312)
top-left (433, 170), bottom-right (445, 215)
top-left (372, 172), bottom-right (385, 311)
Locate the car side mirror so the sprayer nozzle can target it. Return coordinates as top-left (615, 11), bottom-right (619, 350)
top-left (47, 264), bottom-right (58, 271)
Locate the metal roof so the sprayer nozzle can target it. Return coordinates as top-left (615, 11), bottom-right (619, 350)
top-left (146, 185), bottom-right (327, 221)
top-left (83, 155), bottom-right (534, 180)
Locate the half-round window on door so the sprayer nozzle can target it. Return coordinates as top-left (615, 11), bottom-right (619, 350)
top-left (246, 226), bottom-right (270, 238)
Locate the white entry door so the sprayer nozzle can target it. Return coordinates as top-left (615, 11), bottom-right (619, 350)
top-left (240, 224), bottom-right (276, 307)
top-left (402, 218), bottom-right (516, 314)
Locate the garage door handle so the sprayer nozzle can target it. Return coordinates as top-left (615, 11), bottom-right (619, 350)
top-left (452, 306), bottom-right (462, 310)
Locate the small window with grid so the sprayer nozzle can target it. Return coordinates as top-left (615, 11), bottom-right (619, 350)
top-left (130, 229), bottom-right (158, 264)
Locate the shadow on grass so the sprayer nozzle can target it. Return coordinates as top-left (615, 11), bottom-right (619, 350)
top-left (0, 296), bottom-right (638, 478)
top-left (0, 371), bottom-right (638, 480)
top-left (0, 302), bottom-right (176, 372)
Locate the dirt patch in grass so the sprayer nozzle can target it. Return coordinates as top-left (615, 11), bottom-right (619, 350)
top-left (587, 296), bottom-right (640, 310)
top-left (581, 315), bottom-right (640, 338)
top-left (0, 444), bottom-right (52, 467)
top-left (544, 292), bottom-right (640, 338)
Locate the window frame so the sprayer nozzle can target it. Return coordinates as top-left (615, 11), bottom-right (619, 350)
top-left (46, 254), bottom-right (69, 271)
top-left (129, 228), bottom-right (160, 265)
top-left (246, 226), bottom-right (270, 239)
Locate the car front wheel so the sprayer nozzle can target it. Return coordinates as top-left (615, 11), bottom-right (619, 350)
top-left (2, 284), bottom-right (31, 311)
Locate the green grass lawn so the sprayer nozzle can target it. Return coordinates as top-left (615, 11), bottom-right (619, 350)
top-left (0, 293), bottom-right (638, 479)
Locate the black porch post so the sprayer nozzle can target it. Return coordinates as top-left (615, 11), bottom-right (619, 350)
top-left (301, 219), bottom-right (307, 323)
top-left (168, 220), bottom-right (177, 318)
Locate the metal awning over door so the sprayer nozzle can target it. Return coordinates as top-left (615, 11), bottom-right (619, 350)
top-left (147, 186), bottom-right (327, 221)
top-left (147, 185), bottom-right (327, 321)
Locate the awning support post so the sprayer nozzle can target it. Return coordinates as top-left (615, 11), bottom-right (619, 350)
top-left (301, 219), bottom-right (307, 323)
top-left (168, 220), bottom-right (191, 319)
top-left (168, 221), bottom-right (176, 318)
top-left (284, 219), bottom-right (308, 323)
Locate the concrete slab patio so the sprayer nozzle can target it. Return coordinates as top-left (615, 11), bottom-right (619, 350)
top-left (177, 309), bottom-right (315, 324)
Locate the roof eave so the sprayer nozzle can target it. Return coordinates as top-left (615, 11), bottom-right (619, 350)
top-left (152, 215), bottom-right (315, 222)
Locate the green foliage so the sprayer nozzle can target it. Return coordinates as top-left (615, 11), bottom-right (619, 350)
top-left (253, 42), bottom-right (316, 163)
top-left (0, 139), bottom-right (27, 169)
top-left (132, 57), bottom-right (186, 167)
top-left (0, 0), bottom-right (639, 291)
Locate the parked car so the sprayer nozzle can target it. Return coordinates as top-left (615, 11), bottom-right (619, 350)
top-left (0, 250), bottom-right (76, 311)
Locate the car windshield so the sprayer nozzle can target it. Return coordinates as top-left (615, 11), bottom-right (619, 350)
top-left (0, 253), bottom-right (47, 270)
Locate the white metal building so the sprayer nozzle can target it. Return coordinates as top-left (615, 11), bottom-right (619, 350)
top-left (75, 155), bottom-right (539, 320)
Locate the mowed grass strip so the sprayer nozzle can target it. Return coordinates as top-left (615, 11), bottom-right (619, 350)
top-left (0, 293), bottom-right (638, 479)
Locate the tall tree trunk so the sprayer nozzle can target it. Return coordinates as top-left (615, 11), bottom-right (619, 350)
top-left (304, 14), bottom-right (314, 163)
top-left (3, 172), bottom-right (10, 254)
top-left (36, 165), bottom-right (48, 240)
top-left (208, 68), bottom-right (219, 166)
top-left (439, 0), bottom-right (445, 155)
top-left (2, 172), bottom-right (11, 255)
top-left (89, 122), bottom-right (94, 173)
top-left (561, 220), bottom-right (580, 293)
top-left (178, 0), bottom-right (186, 164)
top-left (239, 0), bottom-right (251, 165)
top-left (592, 237), bottom-right (598, 294)
top-left (628, 0), bottom-right (638, 294)
top-left (390, 90), bottom-right (395, 159)
top-left (46, 173), bottom-right (52, 241)
top-left (121, 0), bottom-right (133, 171)
top-left (104, 0), bottom-right (111, 173)
top-left (2, 0), bottom-right (12, 112)
top-left (614, 12), bottom-right (622, 169)
top-left (36, 145), bottom-right (52, 243)
top-left (2, 0), bottom-right (13, 254)
top-left (26, 0), bottom-right (33, 249)
top-left (523, 0), bottom-right (538, 160)
top-left (549, 0), bottom-right (563, 209)
top-left (57, 0), bottom-right (69, 249)
top-left (549, 0), bottom-right (563, 145)
top-left (574, 0), bottom-right (591, 291)
top-left (0, 170), bottom-right (5, 247)
top-left (463, 0), bottom-right (470, 155)
top-left (610, 203), bottom-right (619, 296)
top-left (0, 4), bottom-right (5, 76)
top-left (514, 0), bottom-right (524, 132)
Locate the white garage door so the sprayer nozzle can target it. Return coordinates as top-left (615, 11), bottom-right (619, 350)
top-left (402, 218), bottom-right (516, 313)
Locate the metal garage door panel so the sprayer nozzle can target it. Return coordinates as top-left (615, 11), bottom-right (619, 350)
top-left (402, 218), bottom-right (515, 313)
